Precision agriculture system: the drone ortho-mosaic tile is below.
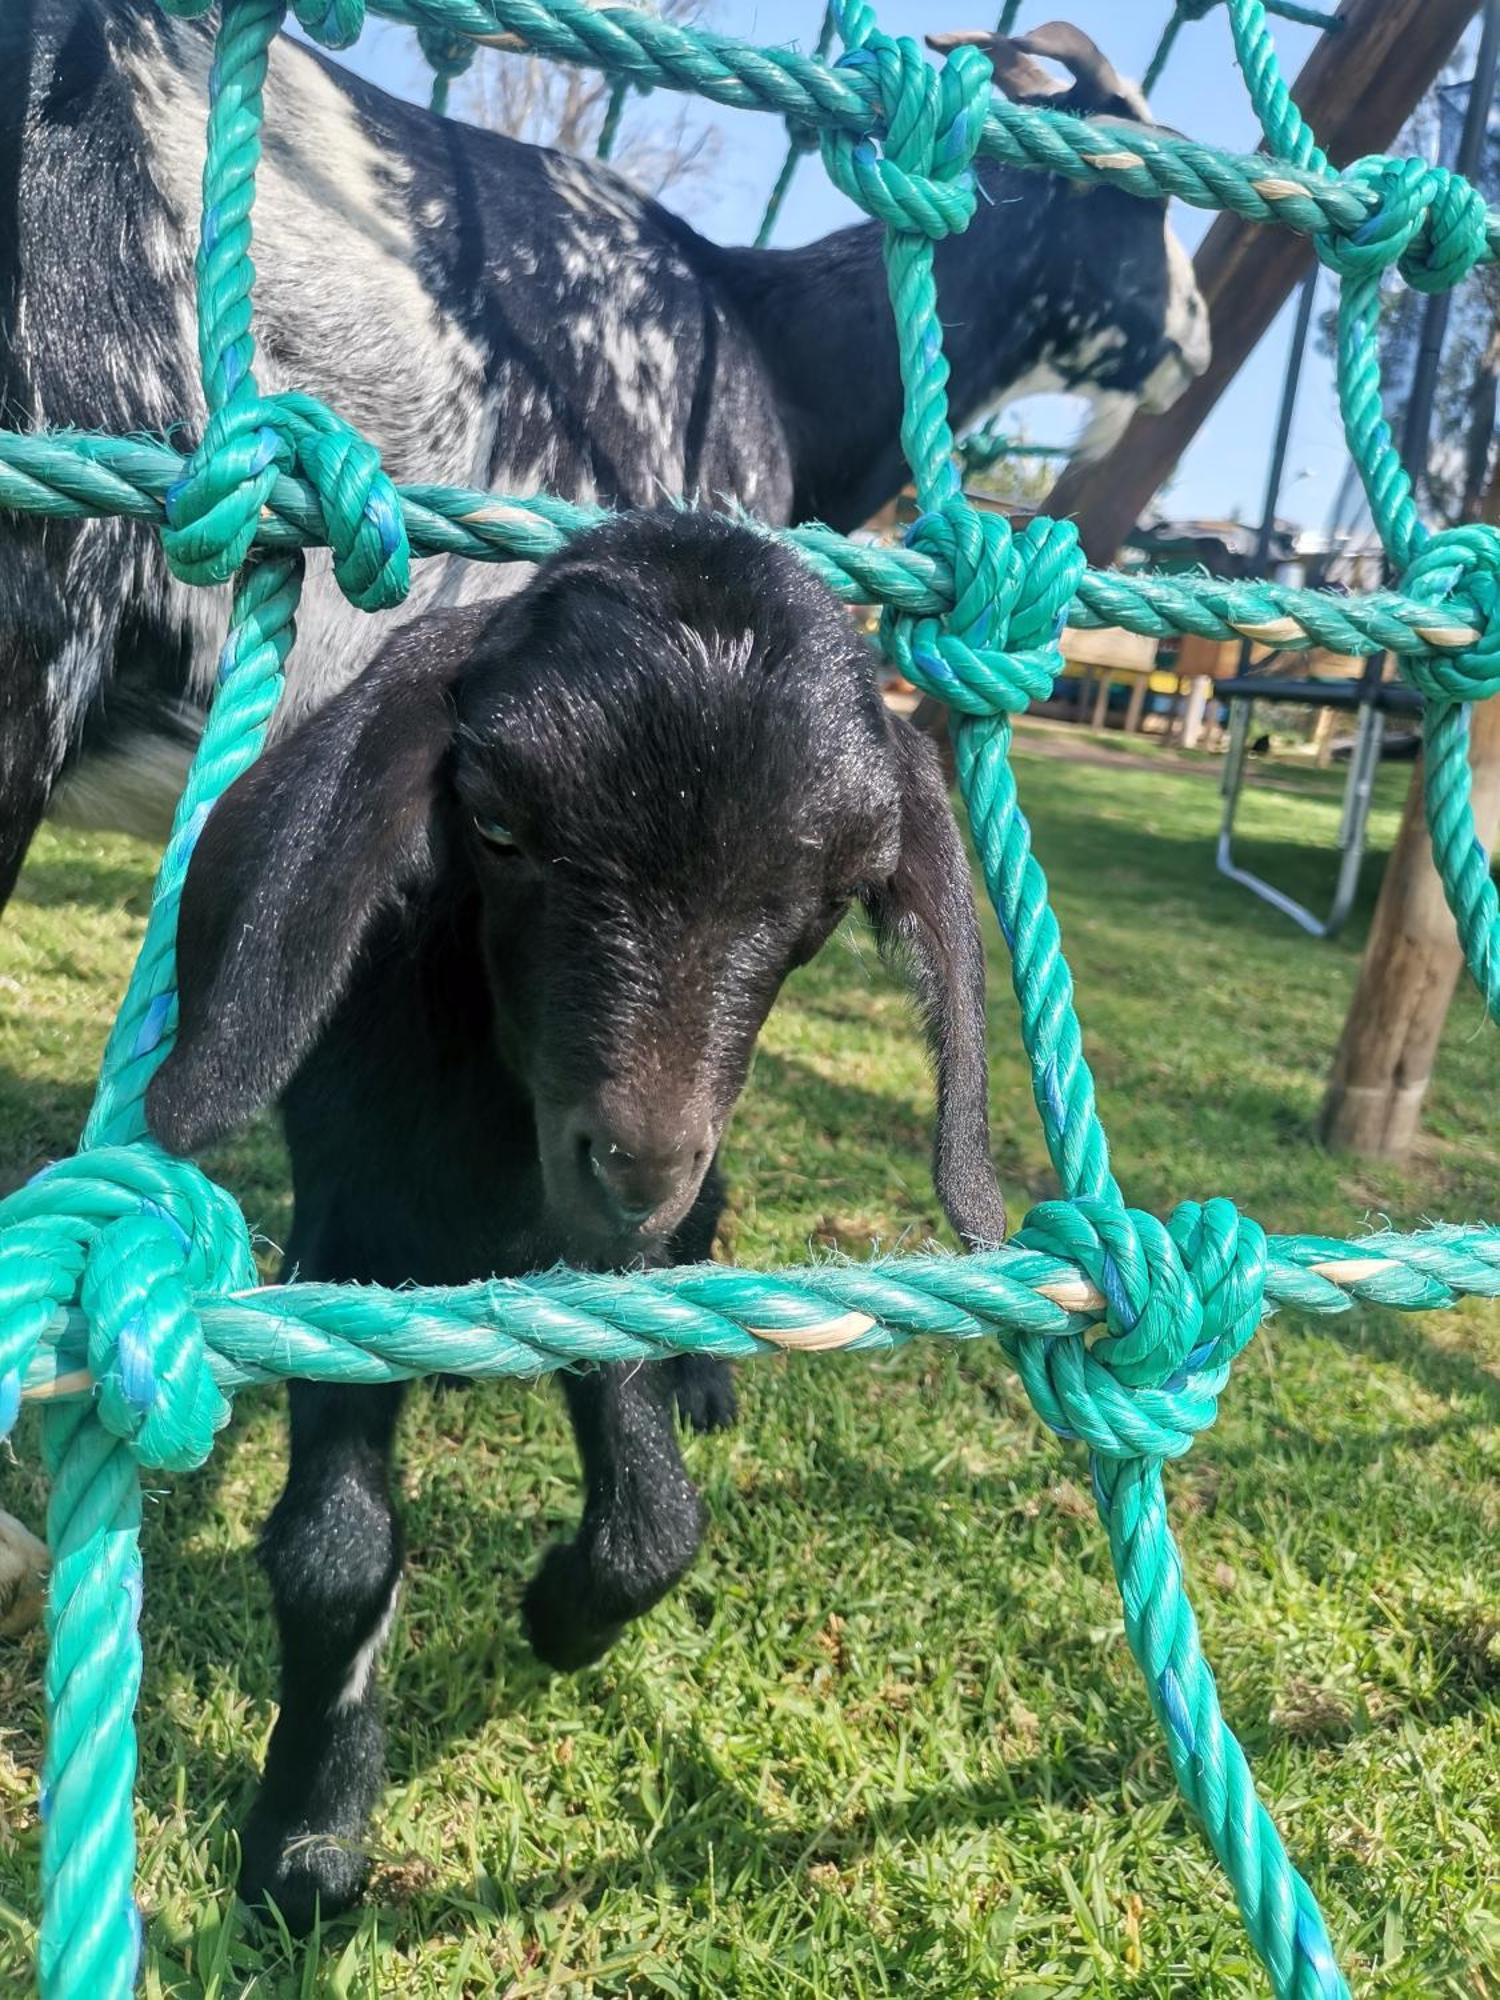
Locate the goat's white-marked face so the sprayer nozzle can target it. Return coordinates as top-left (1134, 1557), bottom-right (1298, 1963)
top-left (929, 20), bottom-right (1212, 433)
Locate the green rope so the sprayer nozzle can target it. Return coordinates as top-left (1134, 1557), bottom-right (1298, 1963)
top-left (595, 73), bottom-right (630, 157)
top-left (1143, 5), bottom-right (1193, 99)
top-left (418, 21), bottom-right (474, 113)
top-left (1, 0), bottom-right (1497, 1993)
top-left (958, 418), bottom-right (1069, 475)
top-left (13, 1200), bottom-right (1500, 1408)
top-left (342, 0), bottom-right (1464, 248)
top-left (34, 0), bottom-right (299, 1982)
top-left (3, 426), bottom-right (1492, 660)
top-left (20, 0), bottom-right (410, 1988)
top-left (1145, 0), bottom-right (1342, 101)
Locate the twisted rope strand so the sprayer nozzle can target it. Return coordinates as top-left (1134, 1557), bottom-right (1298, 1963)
top-left (35, 4), bottom-right (314, 1992)
top-left (15, 1223), bottom-right (1500, 1409)
top-left (3, 429), bottom-right (1491, 656)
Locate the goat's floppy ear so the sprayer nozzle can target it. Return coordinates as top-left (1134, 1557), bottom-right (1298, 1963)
top-left (862, 718), bottom-right (1007, 1247)
top-left (147, 625), bottom-right (463, 1156)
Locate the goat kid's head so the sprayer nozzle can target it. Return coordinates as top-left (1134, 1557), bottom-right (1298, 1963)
top-left (930, 20), bottom-right (1211, 429)
top-left (148, 514), bottom-right (1006, 1263)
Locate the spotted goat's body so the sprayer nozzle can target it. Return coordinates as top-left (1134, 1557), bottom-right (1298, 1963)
top-left (0, 0), bottom-right (1206, 898)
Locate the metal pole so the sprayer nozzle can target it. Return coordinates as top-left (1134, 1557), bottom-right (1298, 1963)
top-left (1398, 0), bottom-right (1500, 489)
top-left (1253, 266), bottom-right (1319, 576)
top-left (1236, 265), bottom-right (1318, 671)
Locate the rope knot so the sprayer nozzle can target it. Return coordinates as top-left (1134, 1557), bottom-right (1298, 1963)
top-left (1016, 1196), bottom-right (1263, 1402)
top-left (1396, 523), bottom-right (1500, 701)
top-left (1018, 1199), bottom-right (1204, 1390)
top-left (821, 33), bottom-right (991, 238)
top-left (162, 392), bottom-right (410, 611)
top-left (881, 501), bottom-right (1083, 715)
top-left (1319, 156), bottom-right (1491, 294)
top-left (158, 0), bottom-right (365, 46)
top-left (290, 0), bottom-right (365, 51)
top-left (0, 1147), bottom-right (254, 1470)
top-left (1166, 1197), bottom-right (1268, 1378)
top-left (417, 23), bottom-right (475, 85)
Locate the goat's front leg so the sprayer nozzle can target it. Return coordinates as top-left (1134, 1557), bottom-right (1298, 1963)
top-left (523, 1362), bottom-right (705, 1671)
top-left (668, 1161), bottom-right (736, 1436)
top-left (0, 1507), bottom-right (48, 1638)
top-left (524, 1168), bottom-right (726, 1671)
top-left (240, 1381), bottom-right (407, 1932)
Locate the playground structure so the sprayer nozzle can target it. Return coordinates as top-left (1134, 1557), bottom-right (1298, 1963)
top-left (3, 3), bottom-right (1500, 1996)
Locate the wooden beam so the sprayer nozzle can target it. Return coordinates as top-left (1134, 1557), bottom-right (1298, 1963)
top-left (1047, 0), bottom-right (1481, 564)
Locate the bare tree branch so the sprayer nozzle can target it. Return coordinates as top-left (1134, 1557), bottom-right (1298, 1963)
top-left (448, 0), bottom-right (722, 203)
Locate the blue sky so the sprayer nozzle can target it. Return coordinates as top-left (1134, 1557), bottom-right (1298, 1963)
top-left (327, 5), bottom-right (1377, 531)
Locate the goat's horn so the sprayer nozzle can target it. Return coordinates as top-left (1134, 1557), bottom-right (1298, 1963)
top-left (1010, 21), bottom-right (1128, 102)
top-left (925, 29), bottom-right (1071, 104)
top-left (925, 30), bottom-right (1000, 53)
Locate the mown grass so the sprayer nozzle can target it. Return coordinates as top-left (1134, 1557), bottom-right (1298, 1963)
top-left (0, 734), bottom-right (1497, 1998)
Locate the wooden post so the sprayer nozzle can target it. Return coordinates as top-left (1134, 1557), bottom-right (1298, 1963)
top-left (1318, 696), bottom-right (1500, 1154)
top-left (1320, 461), bottom-right (1500, 1156)
top-left (1091, 671), bottom-right (1112, 731)
top-left (1047, 0), bottom-right (1480, 563)
top-left (1180, 675), bottom-right (1213, 750)
top-left (1124, 673), bottom-right (1149, 736)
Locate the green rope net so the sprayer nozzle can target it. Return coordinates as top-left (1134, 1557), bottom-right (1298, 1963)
top-left (1143, 0), bottom-right (1342, 101)
top-left (3, 2), bottom-right (1499, 1993)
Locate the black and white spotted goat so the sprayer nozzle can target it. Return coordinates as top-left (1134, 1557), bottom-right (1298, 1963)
top-left (143, 508), bottom-right (1008, 1926)
top-left (0, 4), bottom-right (1208, 905)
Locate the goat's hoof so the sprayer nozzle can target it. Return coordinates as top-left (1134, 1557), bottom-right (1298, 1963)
top-left (673, 1355), bottom-right (737, 1434)
top-left (238, 1810), bottom-right (371, 1934)
top-left (0, 1509), bottom-right (49, 1639)
top-left (521, 1543), bottom-right (621, 1672)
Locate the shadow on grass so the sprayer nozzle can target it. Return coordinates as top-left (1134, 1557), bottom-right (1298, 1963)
top-left (1326, 1304), bottom-right (1500, 1419)
top-left (127, 1708), bottom-right (1175, 1974)
top-left (506, 1700), bottom-right (1152, 1909)
top-left (745, 1046), bottom-right (1037, 1206)
top-left (1004, 804), bottom-right (1390, 950)
top-left (11, 853), bottom-right (152, 915)
top-left (108, 1355), bottom-right (1498, 1866)
top-left (0, 1070), bottom-right (94, 1193)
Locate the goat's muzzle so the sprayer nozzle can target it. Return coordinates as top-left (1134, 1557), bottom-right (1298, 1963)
top-left (542, 1091), bottom-right (716, 1254)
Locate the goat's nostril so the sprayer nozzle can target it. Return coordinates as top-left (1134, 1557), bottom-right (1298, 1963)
top-left (579, 1127), bottom-right (705, 1230)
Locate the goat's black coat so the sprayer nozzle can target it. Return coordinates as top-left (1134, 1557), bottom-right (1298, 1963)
top-left (146, 512), bottom-right (1005, 1928)
top-left (0, 0), bottom-right (1205, 902)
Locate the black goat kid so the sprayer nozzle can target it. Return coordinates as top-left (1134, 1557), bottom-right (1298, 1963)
top-left (147, 512), bottom-right (1006, 1929)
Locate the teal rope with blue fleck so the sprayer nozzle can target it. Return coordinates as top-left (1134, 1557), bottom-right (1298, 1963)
top-left (1, 1), bottom-right (1497, 1993)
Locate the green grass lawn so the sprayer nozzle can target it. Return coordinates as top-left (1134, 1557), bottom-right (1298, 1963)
top-left (1, 737), bottom-right (1497, 1997)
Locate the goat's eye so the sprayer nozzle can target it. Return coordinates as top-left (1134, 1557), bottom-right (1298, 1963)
top-left (474, 815), bottom-right (520, 852)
